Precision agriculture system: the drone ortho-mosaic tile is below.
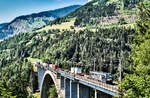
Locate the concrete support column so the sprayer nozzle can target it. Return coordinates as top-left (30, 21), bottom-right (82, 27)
top-left (77, 83), bottom-right (80, 98)
top-left (70, 81), bottom-right (72, 98)
top-left (95, 89), bottom-right (97, 98)
top-left (79, 84), bottom-right (90, 98)
top-left (70, 80), bottom-right (77, 98)
top-left (65, 78), bottom-right (70, 98)
top-left (60, 76), bottom-right (64, 90)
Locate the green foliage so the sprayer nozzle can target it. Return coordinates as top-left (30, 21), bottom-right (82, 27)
top-left (120, 2), bottom-right (150, 97)
top-left (0, 59), bottom-right (33, 98)
top-left (48, 85), bottom-right (58, 98)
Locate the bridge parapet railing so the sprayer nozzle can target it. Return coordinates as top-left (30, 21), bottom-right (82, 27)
top-left (56, 69), bottom-right (118, 93)
top-left (74, 74), bottom-right (118, 93)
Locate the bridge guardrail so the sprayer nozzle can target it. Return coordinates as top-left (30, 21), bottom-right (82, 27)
top-left (57, 68), bottom-right (118, 93)
top-left (75, 74), bottom-right (118, 93)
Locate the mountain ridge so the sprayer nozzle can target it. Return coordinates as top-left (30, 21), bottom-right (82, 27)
top-left (10, 5), bottom-right (81, 23)
top-left (0, 5), bottom-right (81, 40)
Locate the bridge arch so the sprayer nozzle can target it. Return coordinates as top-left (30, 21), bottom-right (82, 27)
top-left (40, 70), bottom-right (59, 98)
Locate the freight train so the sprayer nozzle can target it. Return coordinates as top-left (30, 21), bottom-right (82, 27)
top-left (70, 67), bottom-right (113, 84)
top-left (37, 62), bottom-right (113, 84)
top-left (89, 71), bottom-right (113, 84)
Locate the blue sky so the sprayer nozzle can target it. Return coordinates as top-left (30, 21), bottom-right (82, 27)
top-left (0, 0), bottom-right (87, 23)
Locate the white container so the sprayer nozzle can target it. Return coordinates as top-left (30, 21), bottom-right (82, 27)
top-left (49, 64), bottom-right (53, 68)
top-left (43, 63), bottom-right (48, 67)
top-left (71, 67), bottom-right (82, 74)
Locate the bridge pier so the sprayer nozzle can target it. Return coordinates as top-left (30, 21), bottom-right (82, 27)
top-left (61, 77), bottom-right (99, 98)
top-left (79, 84), bottom-right (90, 98)
top-left (61, 77), bottom-right (78, 98)
top-left (70, 80), bottom-right (78, 98)
top-left (61, 76), bottom-right (65, 90)
top-left (77, 83), bottom-right (80, 98)
top-left (65, 78), bottom-right (70, 98)
top-left (95, 89), bottom-right (97, 98)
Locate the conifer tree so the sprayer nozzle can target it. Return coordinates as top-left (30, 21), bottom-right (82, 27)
top-left (120, 2), bottom-right (150, 97)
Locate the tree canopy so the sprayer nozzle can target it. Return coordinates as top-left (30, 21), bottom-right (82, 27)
top-left (120, 2), bottom-right (150, 97)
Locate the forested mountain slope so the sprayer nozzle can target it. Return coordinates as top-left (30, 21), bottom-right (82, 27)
top-left (0, 5), bottom-right (81, 40)
top-left (47, 0), bottom-right (140, 27)
top-left (0, 0), bottom-right (147, 97)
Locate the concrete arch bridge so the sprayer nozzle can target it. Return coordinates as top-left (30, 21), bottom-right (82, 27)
top-left (36, 64), bottom-right (118, 98)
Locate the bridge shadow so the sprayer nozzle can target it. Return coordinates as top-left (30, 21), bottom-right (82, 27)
top-left (40, 74), bottom-right (55, 98)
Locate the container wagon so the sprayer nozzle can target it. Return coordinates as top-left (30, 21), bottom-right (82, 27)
top-left (89, 71), bottom-right (113, 84)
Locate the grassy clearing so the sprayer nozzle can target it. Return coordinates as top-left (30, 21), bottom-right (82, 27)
top-left (28, 57), bottom-right (42, 63)
top-left (37, 20), bottom-right (85, 32)
top-left (37, 21), bottom-right (75, 32)
top-left (93, 1), bottom-right (99, 5)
